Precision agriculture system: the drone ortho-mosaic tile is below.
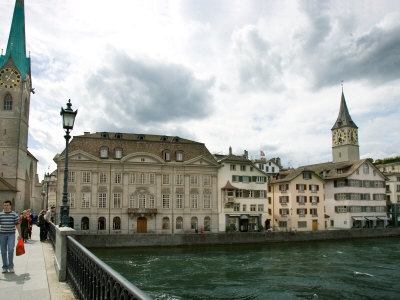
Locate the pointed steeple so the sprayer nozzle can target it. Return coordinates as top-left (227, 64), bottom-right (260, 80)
top-left (0, 0), bottom-right (30, 79)
top-left (331, 90), bottom-right (358, 130)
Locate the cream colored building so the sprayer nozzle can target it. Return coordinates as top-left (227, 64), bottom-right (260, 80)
top-left (0, 0), bottom-right (42, 213)
top-left (53, 132), bottom-right (220, 234)
top-left (215, 148), bottom-right (270, 232)
top-left (270, 168), bottom-right (325, 231)
top-left (376, 161), bottom-right (400, 204)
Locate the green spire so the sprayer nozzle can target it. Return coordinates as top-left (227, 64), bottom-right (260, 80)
top-left (0, 0), bottom-right (30, 79)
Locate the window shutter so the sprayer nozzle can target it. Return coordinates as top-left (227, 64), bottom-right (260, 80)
top-left (286, 184), bottom-right (289, 190)
top-left (268, 186), bottom-right (271, 192)
top-left (296, 184), bottom-right (299, 190)
top-left (268, 197), bottom-right (271, 204)
top-left (296, 196), bottom-right (299, 202)
top-left (286, 197), bottom-right (289, 203)
top-left (264, 176), bottom-right (267, 182)
top-left (279, 197), bottom-right (282, 203)
top-left (239, 176), bottom-right (243, 182)
top-left (334, 180), bottom-right (337, 187)
top-left (317, 197), bottom-right (320, 203)
top-left (279, 209), bottom-right (282, 215)
top-left (279, 185), bottom-right (282, 191)
top-left (252, 176), bottom-right (256, 182)
top-left (304, 184), bottom-right (307, 190)
top-left (309, 184), bottom-right (312, 190)
top-left (304, 208), bottom-right (307, 214)
top-left (317, 185), bottom-right (319, 191)
top-left (297, 208), bottom-right (299, 214)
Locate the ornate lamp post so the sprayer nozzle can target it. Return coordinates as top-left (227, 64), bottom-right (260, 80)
top-left (59, 99), bottom-right (77, 227)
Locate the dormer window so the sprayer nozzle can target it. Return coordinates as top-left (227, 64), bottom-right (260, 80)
top-left (115, 148), bottom-right (123, 159)
top-left (100, 146), bottom-right (108, 158)
top-left (176, 151), bottom-right (183, 161)
top-left (137, 135), bottom-right (145, 141)
top-left (115, 133), bottom-right (122, 139)
top-left (101, 132), bottom-right (109, 138)
top-left (163, 150), bottom-right (171, 161)
top-left (303, 172), bottom-right (311, 180)
top-left (172, 136), bottom-right (180, 143)
top-left (161, 136), bottom-right (168, 142)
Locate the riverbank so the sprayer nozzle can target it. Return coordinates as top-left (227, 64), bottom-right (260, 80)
top-left (75, 227), bottom-right (400, 248)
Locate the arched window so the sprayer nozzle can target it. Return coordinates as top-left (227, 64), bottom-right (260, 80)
top-left (81, 217), bottom-right (89, 230)
top-left (191, 217), bottom-right (198, 230)
top-left (69, 217), bottom-right (74, 228)
top-left (204, 216), bottom-right (211, 231)
top-left (113, 217), bottom-right (121, 230)
top-left (4, 94), bottom-right (12, 110)
top-left (98, 217), bottom-right (106, 230)
top-left (100, 146), bottom-right (108, 158)
top-left (162, 217), bottom-right (170, 230)
top-left (176, 217), bottom-right (183, 230)
top-left (163, 150), bottom-right (171, 161)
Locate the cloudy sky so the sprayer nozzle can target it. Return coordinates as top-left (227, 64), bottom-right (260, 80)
top-left (1, 0), bottom-right (400, 179)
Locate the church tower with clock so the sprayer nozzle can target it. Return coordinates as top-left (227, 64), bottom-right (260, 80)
top-left (331, 90), bottom-right (360, 163)
top-left (0, 0), bottom-right (39, 212)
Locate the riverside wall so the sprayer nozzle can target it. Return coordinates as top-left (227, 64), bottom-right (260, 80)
top-left (75, 228), bottom-right (400, 248)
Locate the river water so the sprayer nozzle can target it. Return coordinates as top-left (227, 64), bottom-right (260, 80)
top-left (91, 237), bottom-right (400, 299)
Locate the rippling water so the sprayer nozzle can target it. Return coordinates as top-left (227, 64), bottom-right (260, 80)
top-left (91, 237), bottom-right (400, 299)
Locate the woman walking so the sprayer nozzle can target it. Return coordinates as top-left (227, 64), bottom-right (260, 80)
top-left (38, 210), bottom-right (47, 241)
top-left (20, 210), bottom-right (29, 242)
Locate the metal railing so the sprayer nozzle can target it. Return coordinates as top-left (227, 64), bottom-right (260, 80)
top-left (66, 236), bottom-right (151, 300)
top-left (48, 222), bottom-right (56, 249)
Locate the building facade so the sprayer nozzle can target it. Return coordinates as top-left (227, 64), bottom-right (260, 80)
top-left (0, 0), bottom-right (41, 212)
top-left (54, 132), bottom-right (220, 234)
top-left (215, 148), bottom-right (270, 232)
top-left (253, 157), bottom-right (281, 179)
top-left (270, 169), bottom-right (325, 231)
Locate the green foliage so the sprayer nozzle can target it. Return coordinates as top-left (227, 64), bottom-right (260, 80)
top-left (374, 156), bottom-right (400, 165)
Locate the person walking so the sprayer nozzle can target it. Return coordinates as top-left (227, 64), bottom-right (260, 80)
top-left (38, 210), bottom-right (47, 241)
top-left (44, 206), bottom-right (55, 239)
top-left (27, 209), bottom-right (33, 240)
top-left (0, 200), bottom-right (22, 273)
top-left (20, 211), bottom-right (29, 243)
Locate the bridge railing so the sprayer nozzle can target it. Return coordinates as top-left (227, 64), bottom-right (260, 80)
top-left (48, 222), bottom-right (56, 249)
top-left (66, 235), bottom-right (151, 300)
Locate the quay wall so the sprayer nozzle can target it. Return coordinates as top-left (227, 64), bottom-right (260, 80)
top-left (75, 228), bottom-right (400, 248)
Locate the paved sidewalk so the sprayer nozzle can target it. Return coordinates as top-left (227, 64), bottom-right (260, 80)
top-left (0, 226), bottom-right (75, 299)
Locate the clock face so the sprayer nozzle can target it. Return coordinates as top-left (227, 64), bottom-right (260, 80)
top-left (0, 68), bottom-right (21, 88)
top-left (332, 129), bottom-right (346, 145)
top-left (348, 128), bottom-right (358, 144)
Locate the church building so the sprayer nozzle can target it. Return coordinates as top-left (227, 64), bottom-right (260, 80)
top-left (0, 0), bottom-right (42, 212)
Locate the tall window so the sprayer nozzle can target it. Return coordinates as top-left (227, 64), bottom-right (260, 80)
top-left (191, 194), bottom-right (198, 209)
top-left (114, 173), bottom-right (122, 184)
top-left (68, 193), bottom-right (75, 208)
top-left (363, 164), bottom-right (369, 174)
top-left (203, 194), bottom-right (211, 209)
top-left (149, 195), bottom-right (155, 208)
top-left (258, 204), bottom-right (264, 212)
top-left (113, 193), bottom-right (121, 208)
top-left (250, 204), bottom-right (256, 211)
top-left (129, 173), bottom-right (136, 184)
top-left (68, 171), bottom-right (75, 183)
top-left (81, 193), bottom-right (90, 208)
top-left (162, 174), bottom-right (170, 185)
top-left (113, 217), bottom-right (121, 230)
top-left (98, 217), bottom-right (106, 230)
top-left (82, 171), bottom-right (91, 183)
top-left (162, 217), bottom-right (170, 229)
top-left (230, 164), bottom-right (236, 171)
top-left (176, 151), bottom-right (183, 161)
top-left (138, 194), bottom-right (146, 208)
top-left (3, 94), bottom-right (12, 110)
top-left (129, 195), bottom-right (135, 208)
top-left (190, 175), bottom-right (198, 185)
top-left (176, 217), bottom-right (183, 230)
top-left (139, 173), bottom-right (146, 184)
top-left (149, 173), bottom-right (155, 184)
top-left (191, 217), bottom-right (198, 230)
top-left (81, 217), bottom-right (89, 230)
top-left (98, 193), bottom-right (107, 208)
top-left (203, 175), bottom-right (211, 186)
top-left (176, 174), bottom-right (183, 185)
top-left (163, 150), bottom-right (171, 161)
top-left (99, 172), bottom-right (107, 183)
top-left (100, 146), bottom-right (108, 158)
top-left (204, 217), bottom-right (211, 231)
top-left (176, 194), bottom-right (183, 209)
top-left (162, 195), bottom-right (170, 208)
top-left (115, 148), bottom-right (123, 159)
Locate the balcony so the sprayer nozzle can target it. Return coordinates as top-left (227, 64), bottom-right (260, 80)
top-left (128, 208), bottom-right (158, 217)
top-left (224, 196), bottom-right (235, 203)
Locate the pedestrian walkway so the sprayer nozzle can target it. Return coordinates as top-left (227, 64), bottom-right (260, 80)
top-left (0, 226), bottom-right (75, 299)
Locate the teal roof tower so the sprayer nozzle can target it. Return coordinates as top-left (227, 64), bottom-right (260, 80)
top-left (0, 0), bottom-right (30, 80)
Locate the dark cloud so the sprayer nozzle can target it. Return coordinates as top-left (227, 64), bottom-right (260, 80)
top-left (85, 50), bottom-right (214, 131)
top-left (297, 2), bottom-right (400, 89)
top-left (232, 25), bottom-right (284, 92)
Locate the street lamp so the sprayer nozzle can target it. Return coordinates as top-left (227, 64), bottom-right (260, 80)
top-left (59, 99), bottom-right (78, 227)
top-left (44, 172), bottom-right (51, 210)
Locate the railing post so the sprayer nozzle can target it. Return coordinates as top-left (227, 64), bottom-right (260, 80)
top-left (54, 225), bottom-right (76, 281)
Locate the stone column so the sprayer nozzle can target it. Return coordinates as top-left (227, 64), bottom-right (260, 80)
top-left (54, 226), bottom-right (76, 281)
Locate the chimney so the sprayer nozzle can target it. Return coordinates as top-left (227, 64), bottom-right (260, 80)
top-left (229, 146), bottom-right (232, 155)
top-left (244, 150), bottom-right (248, 159)
top-left (84, 132), bottom-right (90, 135)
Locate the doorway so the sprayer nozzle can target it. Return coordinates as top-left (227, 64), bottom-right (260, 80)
top-left (312, 220), bottom-right (318, 231)
top-left (137, 217), bottom-right (147, 233)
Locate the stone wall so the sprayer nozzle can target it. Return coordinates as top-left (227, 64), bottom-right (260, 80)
top-left (75, 228), bottom-right (400, 248)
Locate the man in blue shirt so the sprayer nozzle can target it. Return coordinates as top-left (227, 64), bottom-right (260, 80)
top-left (0, 200), bottom-right (22, 273)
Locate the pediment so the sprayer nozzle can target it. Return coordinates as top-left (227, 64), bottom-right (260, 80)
top-left (183, 156), bottom-right (219, 167)
top-left (68, 150), bottom-right (100, 162)
top-left (121, 152), bottom-right (164, 164)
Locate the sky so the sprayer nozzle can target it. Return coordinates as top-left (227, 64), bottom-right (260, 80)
top-left (1, 0), bottom-right (400, 180)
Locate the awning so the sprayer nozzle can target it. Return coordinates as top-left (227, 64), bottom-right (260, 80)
top-left (377, 216), bottom-right (388, 221)
top-left (365, 216), bottom-right (377, 221)
top-left (240, 215), bottom-right (249, 220)
top-left (352, 217), bottom-right (365, 221)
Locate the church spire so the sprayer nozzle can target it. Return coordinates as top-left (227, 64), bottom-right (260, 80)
top-left (331, 90), bottom-right (358, 130)
top-left (0, 0), bottom-right (30, 79)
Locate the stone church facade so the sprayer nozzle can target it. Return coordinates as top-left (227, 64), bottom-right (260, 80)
top-left (0, 0), bottom-right (42, 213)
top-left (53, 132), bottom-right (220, 234)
